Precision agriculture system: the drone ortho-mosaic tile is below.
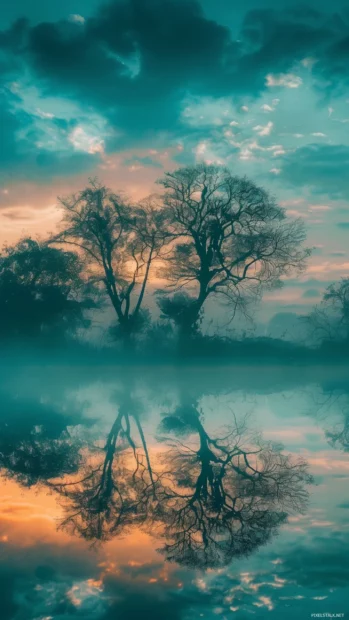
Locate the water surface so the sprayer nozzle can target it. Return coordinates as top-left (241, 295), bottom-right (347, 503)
top-left (1, 363), bottom-right (348, 619)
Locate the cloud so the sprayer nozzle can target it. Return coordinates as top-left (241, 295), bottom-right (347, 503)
top-left (280, 144), bottom-right (349, 199)
top-left (68, 14), bottom-right (85, 25)
top-left (1, 1), bottom-right (349, 184)
top-left (0, 86), bottom-right (102, 182)
top-left (1, 2), bottom-right (348, 162)
top-left (266, 73), bottom-right (302, 88)
top-left (123, 155), bottom-right (163, 169)
top-left (253, 121), bottom-right (273, 136)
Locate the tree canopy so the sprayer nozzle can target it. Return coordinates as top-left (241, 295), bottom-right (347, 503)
top-left (55, 181), bottom-right (169, 340)
top-left (0, 237), bottom-right (92, 342)
top-left (157, 164), bottom-right (309, 335)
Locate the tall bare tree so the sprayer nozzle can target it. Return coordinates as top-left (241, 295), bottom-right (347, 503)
top-left (53, 181), bottom-right (169, 342)
top-left (157, 165), bottom-right (310, 336)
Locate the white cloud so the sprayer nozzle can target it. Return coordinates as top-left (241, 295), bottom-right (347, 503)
top-left (241, 105), bottom-right (249, 112)
top-left (253, 121), bottom-right (273, 136)
top-left (69, 126), bottom-right (104, 154)
top-left (270, 168), bottom-right (281, 174)
top-left (311, 132), bottom-right (326, 137)
top-left (272, 148), bottom-right (286, 156)
top-left (261, 104), bottom-right (274, 113)
top-left (36, 108), bottom-right (54, 119)
top-left (261, 99), bottom-right (280, 113)
top-left (253, 596), bottom-right (274, 611)
top-left (313, 596), bottom-right (328, 600)
top-left (266, 73), bottom-right (303, 88)
top-left (69, 14), bottom-right (85, 24)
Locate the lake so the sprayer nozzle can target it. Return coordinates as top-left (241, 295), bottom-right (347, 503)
top-left (1, 362), bottom-right (348, 619)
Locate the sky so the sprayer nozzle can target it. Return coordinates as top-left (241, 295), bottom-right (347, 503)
top-left (1, 0), bottom-right (349, 322)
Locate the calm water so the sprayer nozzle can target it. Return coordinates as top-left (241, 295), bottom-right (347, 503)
top-left (1, 363), bottom-right (349, 619)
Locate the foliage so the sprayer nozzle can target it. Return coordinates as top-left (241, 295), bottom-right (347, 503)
top-left (0, 237), bottom-right (92, 342)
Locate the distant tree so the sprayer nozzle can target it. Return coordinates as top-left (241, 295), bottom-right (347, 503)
top-left (0, 237), bottom-right (91, 342)
top-left (54, 181), bottom-right (169, 343)
top-left (157, 165), bottom-right (309, 337)
top-left (304, 278), bottom-right (349, 343)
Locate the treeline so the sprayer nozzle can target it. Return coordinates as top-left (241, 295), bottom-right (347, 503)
top-left (0, 164), bottom-right (348, 361)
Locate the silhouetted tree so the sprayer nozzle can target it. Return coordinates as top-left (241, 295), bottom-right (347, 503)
top-left (155, 402), bottom-right (312, 568)
top-left (0, 237), bottom-right (92, 343)
top-left (157, 165), bottom-right (309, 337)
top-left (54, 182), bottom-right (169, 343)
top-left (304, 278), bottom-right (349, 344)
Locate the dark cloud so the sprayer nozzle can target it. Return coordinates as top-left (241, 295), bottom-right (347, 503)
top-left (0, 2), bottom-right (349, 175)
top-left (0, 2), bottom-right (348, 155)
top-left (280, 144), bottom-right (349, 198)
top-left (19, 0), bottom-right (238, 147)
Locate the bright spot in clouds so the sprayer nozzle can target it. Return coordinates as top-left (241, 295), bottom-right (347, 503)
top-left (69, 14), bottom-right (85, 24)
top-left (266, 73), bottom-right (303, 88)
top-left (36, 108), bottom-right (54, 119)
top-left (69, 126), bottom-right (104, 154)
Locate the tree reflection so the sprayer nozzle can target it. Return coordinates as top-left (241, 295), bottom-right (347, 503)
top-left (54, 391), bottom-right (158, 543)
top-left (310, 381), bottom-right (349, 452)
top-left (155, 400), bottom-right (312, 568)
top-left (0, 395), bottom-right (82, 487)
top-left (0, 388), bottom-right (313, 569)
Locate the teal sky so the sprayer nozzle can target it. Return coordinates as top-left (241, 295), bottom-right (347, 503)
top-left (1, 0), bottom-right (349, 322)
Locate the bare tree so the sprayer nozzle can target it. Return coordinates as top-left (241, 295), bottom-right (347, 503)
top-left (304, 278), bottom-right (349, 343)
top-left (52, 181), bottom-right (169, 342)
top-left (157, 165), bottom-right (310, 336)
